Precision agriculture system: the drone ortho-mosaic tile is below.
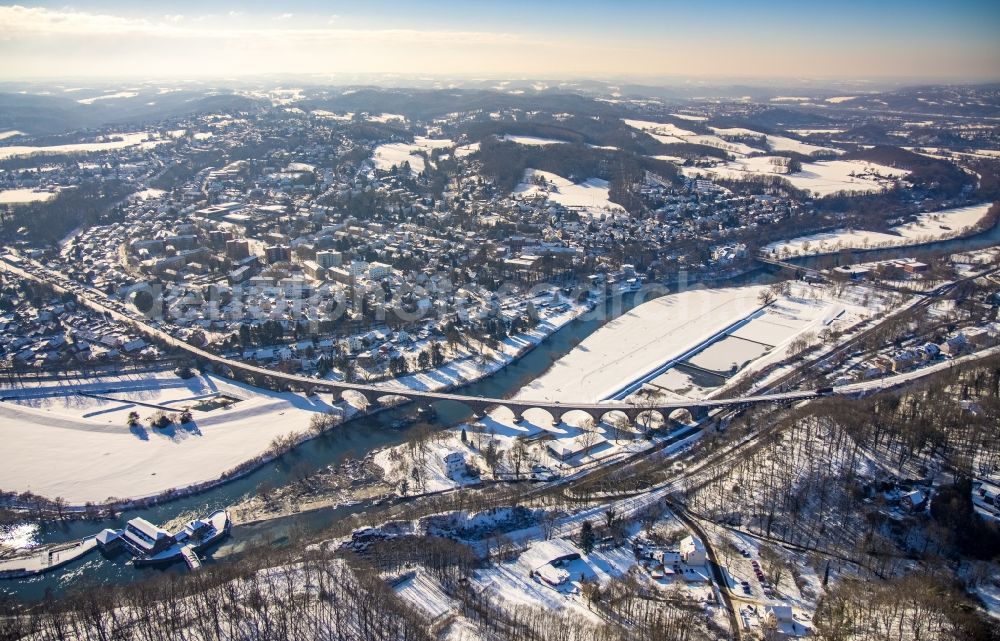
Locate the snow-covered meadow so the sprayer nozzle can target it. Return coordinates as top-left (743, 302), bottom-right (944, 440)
top-left (500, 134), bottom-right (568, 146)
top-left (76, 91), bottom-right (139, 105)
top-left (371, 136), bottom-right (454, 174)
top-left (0, 132), bottom-right (170, 160)
top-left (0, 188), bottom-right (57, 204)
top-left (709, 126), bottom-right (842, 156)
top-left (765, 202), bottom-right (994, 256)
top-left (0, 372), bottom-right (343, 504)
top-left (516, 286), bottom-right (767, 403)
top-left (623, 119), bottom-right (762, 156)
top-left (681, 157), bottom-right (909, 196)
top-left (513, 168), bottom-right (624, 216)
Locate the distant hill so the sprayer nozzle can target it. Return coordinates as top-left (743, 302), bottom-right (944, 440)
top-left (821, 83), bottom-right (1000, 117)
top-left (298, 88), bottom-right (625, 122)
top-left (0, 90), bottom-right (264, 135)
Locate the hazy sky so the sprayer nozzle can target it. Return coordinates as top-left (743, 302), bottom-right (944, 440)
top-left (1, 1), bottom-right (998, 81)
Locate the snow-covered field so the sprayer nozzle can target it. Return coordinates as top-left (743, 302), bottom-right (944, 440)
top-left (0, 372), bottom-right (343, 504)
top-left (710, 127), bottom-right (842, 156)
top-left (513, 168), bottom-right (624, 216)
top-left (371, 137), bottom-right (454, 174)
top-left (516, 286), bottom-right (767, 404)
top-left (687, 336), bottom-right (771, 374)
top-left (671, 113), bottom-right (707, 121)
top-left (0, 132), bottom-right (169, 159)
top-left (626, 118), bottom-right (849, 163)
top-left (623, 119), bottom-right (762, 156)
top-left (682, 157), bottom-right (909, 196)
top-left (392, 570), bottom-right (457, 623)
top-left (0, 188), bottom-right (57, 204)
top-left (500, 134), bottom-right (567, 146)
top-left (454, 142), bottom-right (480, 158)
top-left (76, 91), bottom-right (138, 105)
top-left (623, 119), bottom-right (696, 138)
top-left (661, 282), bottom-right (882, 401)
top-left (765, 202), bottom-right (994, 256)
top-left (788, 128), bottom-right (845, 136)
top-left (509, 281), bottom-right (877, 407)
top-left (366, 112), bottom-right (406, 123)
top-left (310, 110), bottom-right (354, 120)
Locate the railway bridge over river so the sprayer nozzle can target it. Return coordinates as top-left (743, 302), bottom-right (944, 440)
top-left (219, 358), bottom-right (820, 426)
top-left (2, 254), bottom-right (823, 428)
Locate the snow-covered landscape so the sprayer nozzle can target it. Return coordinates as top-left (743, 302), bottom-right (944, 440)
top-left (709, 126), bottom-right (843, 156)
top-left (371, 136), bottom-right (455, 174)
top-left (766, 202), bottom-right (994, 256)
top-left (500, 134), bottom-right (568, 146)
top-left (372, 280), bottom-right (889, 498)
top-left (2, 9), bottom-right (1000, 635)
top-left (0, 188), bottom-right (57, 204)
top-left (513, 168), bottom-right (624, 216)
top-left (681, 156), bottom-right (910, 196)
top-left (516, 286), bottom-right (768, 403)
top-left (0, 372), bottom-right (336, 504)
top-left (0, 295), bottom-right (592, 505)
top-left (0, 132), bottom-right (169, 159)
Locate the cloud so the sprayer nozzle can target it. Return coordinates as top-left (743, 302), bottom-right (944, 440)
top-left (0, 4), bottom-right (159, 35)
top-left (0, 4), bottom-right (524, 45)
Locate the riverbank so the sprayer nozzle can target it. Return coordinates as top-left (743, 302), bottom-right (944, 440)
top-left (765, 202), bottom-right (995, 258)
top-left (206, 299), bottom-right (597, 526)
top-left (0, 298), bottom-right (592, 512)
top-left (0, 535), bottom-right (99, 579)
top-left (513, 285), bottom-right (769, 403)
top-left (366, 278), bottom-right (891, 499)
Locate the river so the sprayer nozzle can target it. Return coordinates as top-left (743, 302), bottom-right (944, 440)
top-left (4, 215), bottom-right (998, 600)
top-left (2, 285), bottom-right (720, 600)
top-left (786, 211), bottom-right (1000, 269)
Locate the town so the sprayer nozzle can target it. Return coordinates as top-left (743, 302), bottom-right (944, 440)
top-left (1, 2), bottom-right (1000, 639)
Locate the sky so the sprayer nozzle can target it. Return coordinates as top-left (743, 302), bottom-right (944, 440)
top-left (0, 1), bottom-right (998, 82)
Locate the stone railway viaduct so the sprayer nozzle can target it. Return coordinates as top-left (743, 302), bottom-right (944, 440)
top-left (218, 358), bottom-right (818, 427)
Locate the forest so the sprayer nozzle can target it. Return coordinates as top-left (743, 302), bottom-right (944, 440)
top-left (0, 179), bottom-right (133, 245)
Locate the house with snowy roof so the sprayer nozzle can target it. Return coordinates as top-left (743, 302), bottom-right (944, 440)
top-left (121, 517), bottom-right (175, 556)
top-left (679, 535), bottom-right (707, 566)
top-left (901, 489), bottom-right (928, 513)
